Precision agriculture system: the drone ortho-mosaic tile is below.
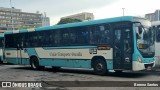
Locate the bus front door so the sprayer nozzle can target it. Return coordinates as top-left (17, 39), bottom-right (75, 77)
top-left (17, 43), bottom-right (23, 64)
top-left (113, 29), bottom-right (132, 70)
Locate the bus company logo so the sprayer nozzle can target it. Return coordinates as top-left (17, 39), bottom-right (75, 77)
top-left (2, 82), bottom-right (11, 87)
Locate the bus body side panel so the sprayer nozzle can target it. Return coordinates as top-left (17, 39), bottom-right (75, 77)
top-left (34, 47), bottom-right (113, 69)
top-left (40, 59), bottom-right (91, 68)
top-left (5, 48), bottom-right (30, 65)
top-left (5, 49), bottom-right (18, 64)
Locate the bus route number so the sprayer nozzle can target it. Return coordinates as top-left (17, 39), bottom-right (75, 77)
top-left (89, 48), bottom-right (97, 54)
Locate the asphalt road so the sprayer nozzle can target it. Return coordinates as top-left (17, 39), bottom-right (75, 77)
top-left (0, 64), bottom-right (159, 90)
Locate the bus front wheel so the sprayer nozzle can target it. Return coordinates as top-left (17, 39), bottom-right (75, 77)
top-left (93, 58), bottom-right (108, 75)
top-left (30, 57), bottom-right (44, 70)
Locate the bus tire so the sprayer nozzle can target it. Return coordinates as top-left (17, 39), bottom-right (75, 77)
top-left (92, 58), bottom-right (108, 75)
top-left (30, 57), bottom-right (44, 70)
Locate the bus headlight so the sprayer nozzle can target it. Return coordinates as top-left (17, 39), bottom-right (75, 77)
top-left (137, 55), bottom-right (142, 63)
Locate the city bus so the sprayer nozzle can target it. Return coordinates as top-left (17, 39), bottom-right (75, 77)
top-left (4, 16), bottom-right (155, 75)
top-left (0, 33), bottom-right (4, 63)
top-left (152, 21), bottom-right (160, 67)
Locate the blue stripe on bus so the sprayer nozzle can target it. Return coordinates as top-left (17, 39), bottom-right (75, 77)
top-left (39, 59), bottom-right (91, 68)
top-left (39, 59), bottom-right (113, 69)
top-left (106, 60), bottom-right (113, 70)
top-left (5, 31), bottom-right (13, 34)
top-left (6, 58), bottom-right (30, 65)
top-left (6, 57), bottom-right (113, 70)
top-left (19, 29), bottom-right (28, 33)
top-left (26, 48), bottom-right (38, 57)
top-left (142, 58), bottom-right (155, 63)
top-left (5, 48), bottom-right (17, 50)
top-left (0, 33), bottom-right (4, 37)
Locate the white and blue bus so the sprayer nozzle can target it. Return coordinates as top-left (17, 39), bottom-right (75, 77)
top-left (4, 16), bottom-right (155, 75)
top-left (0, 33), bottom-right (4, 63)
top-left (151, 21), bottom-right (160, 67)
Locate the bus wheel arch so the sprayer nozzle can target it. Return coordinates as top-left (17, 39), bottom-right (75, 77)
top-left (91, 56), bottom-right (108, 75)
top-left (30, 56), bottom-right (44, 70)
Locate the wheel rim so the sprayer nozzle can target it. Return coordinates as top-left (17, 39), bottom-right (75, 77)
top-left (32, 60), bottom-right (36, 69)
top-left (96, 63), bottom-right (103, 71)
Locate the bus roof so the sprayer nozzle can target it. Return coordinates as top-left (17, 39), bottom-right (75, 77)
top-left (5, 16), bottom-right (139, 34)
top-left (0, 33), bottom-right (4, 38)
top-left (36, 16), bottom-right (134, 31)
top-left (151, 21), bottom-right (160, 26)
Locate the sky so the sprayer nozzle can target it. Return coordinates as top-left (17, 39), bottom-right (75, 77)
top-left (0, 0), bottom-right (160, 25)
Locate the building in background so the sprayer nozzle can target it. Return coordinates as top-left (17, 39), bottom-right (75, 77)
top-left (0, 7), bottom-right (50, 33)
top-left (61, 12), bottom-right (94, 21)
top-left (42, 12), bottom-right (50, 27)
top-left (145, 10), bottom-right (160, 21)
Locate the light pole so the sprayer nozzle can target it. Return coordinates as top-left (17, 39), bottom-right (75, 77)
top-left (10, 0), bottom-right (14, 31)
top-left (122, 8), bottom-right (125, 16)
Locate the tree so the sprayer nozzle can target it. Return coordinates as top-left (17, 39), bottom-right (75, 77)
top-left (57, 18), bottom-right (82, 25)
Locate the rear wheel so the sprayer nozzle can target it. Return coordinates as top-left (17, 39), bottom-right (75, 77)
top-left (30, 57), bottom-right (44, 70)
top-left (93, 58), bottom-right (108, 75)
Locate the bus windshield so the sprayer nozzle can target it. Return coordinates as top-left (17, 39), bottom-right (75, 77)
top-left (136, 25), bottom-right (155, 58)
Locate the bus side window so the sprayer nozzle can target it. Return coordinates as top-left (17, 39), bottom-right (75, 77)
top-left (115, 30), bottom-right (121, 43)
top-left (98, 25), bottom-right (111, 44)
top-left (156, 25), bottom-right (160, 42)
top-left (70, 30), bottom-right (76, 45)
top-left (54, 30), bottom-right (61, 46)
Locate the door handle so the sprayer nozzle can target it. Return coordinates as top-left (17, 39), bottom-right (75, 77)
top-left (125, 57), bottom-right (130, 62)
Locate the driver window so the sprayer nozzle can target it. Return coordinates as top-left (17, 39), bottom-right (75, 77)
top-left (136, 26), bottom-right (143, 39)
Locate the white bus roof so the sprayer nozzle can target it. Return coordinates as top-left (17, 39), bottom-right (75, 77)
top-left (151, 21), bottom-right (160, 26)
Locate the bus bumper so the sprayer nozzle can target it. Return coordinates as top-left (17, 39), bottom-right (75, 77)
top-left (132, 61), bottom-right (155, 71)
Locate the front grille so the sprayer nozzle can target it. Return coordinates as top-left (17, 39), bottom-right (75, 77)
top-left (144, 63), bottom-right (154, 69)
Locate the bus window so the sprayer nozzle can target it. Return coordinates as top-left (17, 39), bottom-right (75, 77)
top-left (54, 30), bottom-right (61, 46)
top-left (156, 25), bottom-right (160, 42)
top-left (90, 25), bottom-right (111, 45)
top-left (115, 30), bottom-right (121, 44)
top-left (61, 29), bottom-right (70, 45)
top-left (76, 27), bottom-right (89, 45)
